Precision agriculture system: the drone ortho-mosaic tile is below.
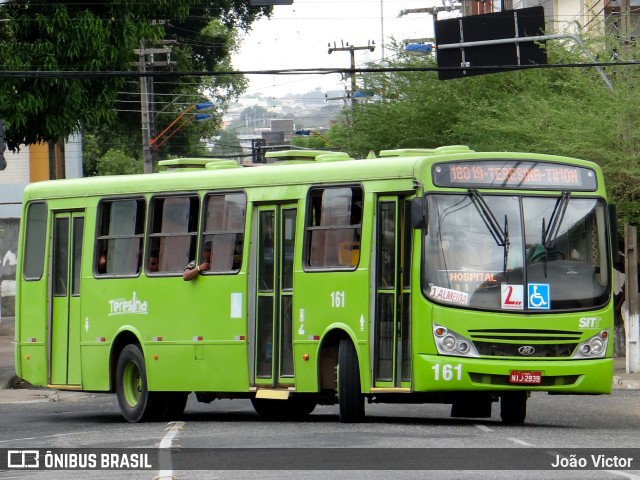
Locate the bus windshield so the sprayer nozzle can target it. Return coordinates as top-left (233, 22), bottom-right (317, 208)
top-left (422, 193), bottom-right (610, 311)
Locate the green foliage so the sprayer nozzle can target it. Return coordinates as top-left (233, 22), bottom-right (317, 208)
top-left (290, 135), bottom-right (332, 150)
top-left (0, 1), bottom-right (269, 154)
top-left (211, 130), bottom-right (243, 159)
top-left (328, 38), bottom-right (640, 228)
top-left (96, 148), bottom-right (142, 176)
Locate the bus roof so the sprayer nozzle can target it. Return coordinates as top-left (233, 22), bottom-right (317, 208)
top-left (24, 154), bottom-right (422, 200)
top-left (23, 147), bottom-right (605, 201)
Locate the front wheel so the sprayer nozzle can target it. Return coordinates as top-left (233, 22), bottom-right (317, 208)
top-left (500, 392), bottom-right (528, 425)
top-left (337, 339), bottom-right (365, 423)
top-left (115, 344), bottom-right (163, 423)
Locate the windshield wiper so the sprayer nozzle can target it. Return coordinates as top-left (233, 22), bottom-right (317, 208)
top-left (468, 189), bottom-right (509, 247)
top-left (537, 191), bottom-right (570, 276)
top-left (468, 189), bottom-right (510, 273)
top-left (543, 191), bottom-right (570, 248)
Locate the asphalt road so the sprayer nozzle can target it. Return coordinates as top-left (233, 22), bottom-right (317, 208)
top-left (1, 390), bottom-right (640, 480)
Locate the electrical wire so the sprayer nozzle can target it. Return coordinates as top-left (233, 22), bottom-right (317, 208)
top-left (0, 62), bottom-right (638, 80)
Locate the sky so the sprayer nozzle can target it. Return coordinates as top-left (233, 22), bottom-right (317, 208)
top-left (232, 0), bottom-right (456, 98)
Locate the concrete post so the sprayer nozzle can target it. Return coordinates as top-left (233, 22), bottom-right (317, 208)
top-left (625, 224), bottom-right (639, 372)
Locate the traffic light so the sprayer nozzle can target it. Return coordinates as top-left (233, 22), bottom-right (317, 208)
top-left (0, 120), bottom-right (6, 171)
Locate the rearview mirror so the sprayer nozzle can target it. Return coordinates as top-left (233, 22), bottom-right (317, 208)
top-left (411, 197), bottom-right (428, 230)
top-left (609, 204), bottom-right (620, 266)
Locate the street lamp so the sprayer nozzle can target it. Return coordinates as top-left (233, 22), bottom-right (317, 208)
top-left (405, 43), bottom-right (433, 55)
top-left (150, 102), bottom-right (214, 148)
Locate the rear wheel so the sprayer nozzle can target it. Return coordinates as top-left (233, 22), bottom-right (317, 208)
top-left (116, 344), bottom-right (163, 422)
top-left (337, 339), bottom-right (365, 423)
top-left (161, 392), bottom-right (189, 420)
top-left (500, 392), bottom-right (528, 425)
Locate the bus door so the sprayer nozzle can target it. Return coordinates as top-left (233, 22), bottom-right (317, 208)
top-left (373, 197), bottom-right (412, 388)
top-left (253, 204), bottom-right (297, 387)
top-left (49, 211), bottom-right (84, 386)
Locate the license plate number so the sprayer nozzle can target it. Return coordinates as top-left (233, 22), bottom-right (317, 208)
top-left (509, 371), bottom-right (542, 384)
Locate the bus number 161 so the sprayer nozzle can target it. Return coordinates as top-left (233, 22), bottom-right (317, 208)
top-left (432, 363), bottom-right (463, 381)
top-left (331, 291), bottom-right (345, 308)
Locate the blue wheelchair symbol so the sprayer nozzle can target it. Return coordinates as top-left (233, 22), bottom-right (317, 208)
top-left (528, 283), bottom-right (550, 310)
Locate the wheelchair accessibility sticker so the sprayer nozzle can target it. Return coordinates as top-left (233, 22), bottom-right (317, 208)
top-left (528, 283), bottom-right (550, 310)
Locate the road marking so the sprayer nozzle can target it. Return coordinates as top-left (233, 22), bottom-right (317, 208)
top-left (155, 421), bottom-right (184, 480)
top-left (474, 423), bottom-right (493, 432)
top-left (507, 437), bottom-right (535, 446)
top-left (0, 433), bottom-right (72, 444)
top-left (606, 472), bottom-right (640, 479)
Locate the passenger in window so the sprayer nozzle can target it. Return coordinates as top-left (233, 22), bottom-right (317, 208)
top-left (183, 241), bottom-right (211, 281)
top-left (148, 250), bottom-right (159, 272)
top-left (97, 248), bottom-right (108, 274)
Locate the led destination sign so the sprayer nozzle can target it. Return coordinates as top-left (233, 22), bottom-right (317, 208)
top-left (432, 160), bottom-right (597, 191)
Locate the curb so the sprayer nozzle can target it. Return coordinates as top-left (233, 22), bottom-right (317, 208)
top-left (0, 367), bottom-right (18, 390)
top-left (613, 376), bottom-right (640, 390)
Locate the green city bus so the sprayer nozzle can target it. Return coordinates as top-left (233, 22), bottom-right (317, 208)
top-left (15, 145), bottom-right (615, 424)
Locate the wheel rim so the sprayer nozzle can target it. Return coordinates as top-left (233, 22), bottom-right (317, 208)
top-left (123, 361), bottom-right (142, 407)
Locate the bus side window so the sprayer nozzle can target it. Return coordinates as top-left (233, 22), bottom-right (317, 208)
top-left (95, 199), bottom-right (145, 276)
top-left (23, 201), bottom-right (47, 280)
top-left (338, 241), bottom-right (360, 266)
top-left (149, 195), bottom-right (199, 274)
top-left (306, 186), bottom-right (362, 269)
top-left (203, 192), bottom-right (246, 273)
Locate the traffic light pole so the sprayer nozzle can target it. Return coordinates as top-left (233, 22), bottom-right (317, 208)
top-left (437, 33), bottom-right (613, 92)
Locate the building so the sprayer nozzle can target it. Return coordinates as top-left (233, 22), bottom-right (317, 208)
top-left (463, 0), bottom-right (639, 39)
top-left (0, 136), bottom-right (83, 318)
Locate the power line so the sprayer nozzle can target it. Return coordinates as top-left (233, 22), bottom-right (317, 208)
top-left (0, 62), bottom-right (638, 80)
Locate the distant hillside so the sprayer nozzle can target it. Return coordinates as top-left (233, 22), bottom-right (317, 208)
top-left (225, 89), bottom-right (346, 135)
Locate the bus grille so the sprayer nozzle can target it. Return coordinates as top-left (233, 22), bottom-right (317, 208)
top-left (473, 341), bottom-right (578, 357)
top-left (468, 329), bottom-right (582, 358)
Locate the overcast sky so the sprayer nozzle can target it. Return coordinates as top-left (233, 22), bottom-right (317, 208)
top-left (233, 0), bottom-right (452, 98)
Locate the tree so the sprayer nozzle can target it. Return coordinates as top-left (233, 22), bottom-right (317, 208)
top-left (96, 149), bottom-right (142, 176)
top-left (0, 1), bottom-right (270, 149)
top-left (211, 129), bottom-right (243, 159)
top-left (326, 38), bottom-right (640, 228)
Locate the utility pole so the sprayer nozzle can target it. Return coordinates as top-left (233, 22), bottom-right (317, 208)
top-left (397, 2), bottom-right (461, 19)
top-left (325, 87), bottom-right (350, 105)
top-left (328, 41), bottom-right (375, 100)
top-left (398, 2), bottom-right (461, 39)
top-left (133, 42), bottom-right (174, 174)
top-left (380, 0), bottom-right (385, 59)
top-left (137, 42), bottom-right (153, 174)
top-left (618, 0), bottom-right (631, 50)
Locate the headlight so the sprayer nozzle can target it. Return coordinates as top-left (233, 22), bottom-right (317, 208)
top-left (433, 324), bottom-right (480, 358)
top-left (442, 335), bottom-right (456, 351)
top-left (573, 330), bottom-right (609, 359)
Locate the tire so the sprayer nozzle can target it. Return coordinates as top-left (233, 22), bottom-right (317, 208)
top-left (251, 397), bottom-right (316, 420)
top-left (500, 392), bottom-right (528, 425)
top-left (161, 392), bottom-right (189, 421)
top-left (115, 344), bottom-right (163, 423)
top-left (451, 395), bottom-right (493, 418)
top-left (337, 338), bottom-right (365, 423)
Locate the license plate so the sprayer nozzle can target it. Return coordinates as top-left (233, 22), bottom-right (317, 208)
top-left (509, 371), bottom-right (542, 384)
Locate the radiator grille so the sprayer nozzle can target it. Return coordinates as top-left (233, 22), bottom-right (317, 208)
top-left (468, 329), bottom-right (582, 358)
